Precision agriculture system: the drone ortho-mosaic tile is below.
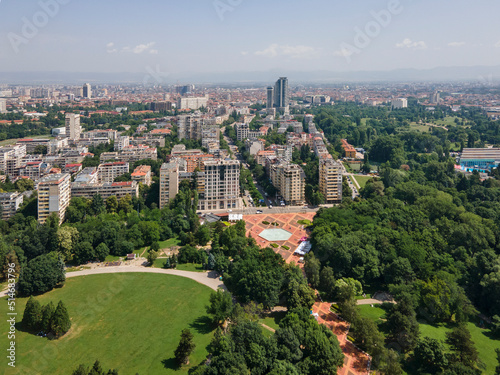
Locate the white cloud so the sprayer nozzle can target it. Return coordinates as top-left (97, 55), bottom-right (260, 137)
top-left (254, 43), bottom-right (316, 59)
top-left (106, 42), bottom-right (118, 53)
top-left (131, 42), bottom-right (156, 54)
top-left (241, 51), bottom-right (249, 56)
top-left (396, 38), bottom-right (427, 50)
top-left (448, 41), bottom-right (465, 47)
top-left (111, 42), bottom-right (158, 54)
top-left (333, 48), bottom-right (354, 58)
top-left (495, 41), bottom-right (500, 48)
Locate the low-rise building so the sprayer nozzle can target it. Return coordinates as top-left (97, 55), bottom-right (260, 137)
top-left (71, 181), bottom-right (139, 200)
top-left (97, 162), bottom-right (129, 183)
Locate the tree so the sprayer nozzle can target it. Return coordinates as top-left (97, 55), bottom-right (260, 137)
top-left (50, 300), bottom-right (71, 338)
top-left (40, 301), bottom-right (55, 333)
top-left (56, 226), bottom-right (79, 262)
top-left (18, 253), bottom-right (66, 296)
top-left (446, 324), bottom-right (480, 369)
top-left (382, 350), bottom-right (403, 375)
top-left (414, 337), bottom-right (448, 372)
top-left (495, 348), bottom-right (500, 375)
top-left (174, 329), bottom-right (195, 365)
top-left (95, 243), bottom-right (110, 262)
top-left (304, 252), bottom-right (321, 289)
top-left (319, 266), bottom-right (336, 300)
top-left (90, 194), bottom-right (105, 215)
top-left (105, 196), bottom-right (118, 213)
top-left (2, 250), bottom-right (20, 280)
top-left (206, 289), bottom-right (233, 326)
top-left (146, 248), bottom-right (158, 266)
top-left (22, 296), bottom-right (42, 331)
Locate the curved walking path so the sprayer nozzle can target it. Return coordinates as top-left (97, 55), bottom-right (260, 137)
top-left (0, 266), bottom-right (227, 298)
top-left (65, 266), bottom-right (227, 291)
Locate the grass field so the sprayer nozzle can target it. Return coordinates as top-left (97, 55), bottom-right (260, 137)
top-left (158, 238), bottom-right (181, 249)
top-left (1, 273), bottom-right (215, 374)
top-left (409, 123), bottom-right (432, 132)
top-left (419, 321), bottom-right (500, 373)
top-left (358, 305), bottom-right (499, 373)
top-left (433, 116), bottom-right (461, 127)
top-left (352, 175), bottom-right (373, 189)
top-left (259, 311), bottom-right (286, 331)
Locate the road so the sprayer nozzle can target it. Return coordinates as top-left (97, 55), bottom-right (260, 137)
top-left (0, 267), bottom-right (227, 297)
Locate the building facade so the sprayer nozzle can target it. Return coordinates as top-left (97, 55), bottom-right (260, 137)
top-left (37, 173), bottom-right (71, 225)
top-left (65, 113), bottom-right (82, 141)
top-left (319, 158), bottom-right (343, 204)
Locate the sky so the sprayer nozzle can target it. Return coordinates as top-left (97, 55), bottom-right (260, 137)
top-left (0, 0), bottom-right (499, 77)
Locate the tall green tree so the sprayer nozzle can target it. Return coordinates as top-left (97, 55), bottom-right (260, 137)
top-left (21, 296), bottom-right (42, 331)
top-left (50, 300), bottom-right (71, 338)
top-left (174, 329), bottom-right (196, 365)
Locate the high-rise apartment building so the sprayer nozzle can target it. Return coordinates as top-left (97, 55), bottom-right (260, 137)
top-left (0, 145), bottom-right (26, 177)
top-left (0, 99), bottom-right (6, 114)
top-left (160, 158), bottom-right (240, 210)
top-left (202, 159), bottom-right (240, 211)
top-left (37, 173), bottom-right (71, 225)
top-left (83, 83), bottom-right (92, 98)
top-left (236, 123), bottom-right (250, 141)
top-left (319, 158), bottom-right (343, 204)
top-left (269, 162), bottom-right (305, 206)
top-left (274, 77), bottom-right (289, 113)
top-left (177, 115), bottom-right (216, 141)
top-left (266, 87), bottom-right (274, 110)
top-left (65, 113), bottom-right (81, 141)
top-left (391, 98), bottom-right (408, 109)
top-left (177, 96), bottom-right (208, 110)
top-left (159, 161), bottom-right (180, 209)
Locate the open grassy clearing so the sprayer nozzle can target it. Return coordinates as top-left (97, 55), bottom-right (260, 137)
top-left (352, 175), bottom-right (373, 189)
top-left (1, 273), bottom-right (214, 374)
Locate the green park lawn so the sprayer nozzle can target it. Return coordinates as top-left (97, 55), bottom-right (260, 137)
top-left (158, 238), bottom-right (181, 249)
top-left (352, 175), bottom-right (373, 189)
top-left (175, 263), bottom-right (205, 273)
top-left (1, 273), bottom-right (215, 374)
top-left (260, 311), bottom-right (286, 331)
top-left (409, 122), bottom-right (432, 132)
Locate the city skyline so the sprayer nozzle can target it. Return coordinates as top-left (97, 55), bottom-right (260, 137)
top-left (0, 0), bottom-right (499, 80)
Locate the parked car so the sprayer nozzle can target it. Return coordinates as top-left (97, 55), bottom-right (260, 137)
top-left (256, 210), bottom-right (263, 214)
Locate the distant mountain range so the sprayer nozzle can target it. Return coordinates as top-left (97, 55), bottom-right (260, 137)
top-left (1, 65), bottom-right (499, 85)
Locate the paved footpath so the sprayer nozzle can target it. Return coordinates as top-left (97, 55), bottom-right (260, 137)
top-left (0, 266), bottom-right (227, 297)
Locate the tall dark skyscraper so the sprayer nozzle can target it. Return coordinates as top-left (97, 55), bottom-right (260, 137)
top-left (266, 86), bottom-right (274, 110)
top-left (82, 83), bottom-right (92, 98)
top-left (273, 77), bottom-right (289, 112)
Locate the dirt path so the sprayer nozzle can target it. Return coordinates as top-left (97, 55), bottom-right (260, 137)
top-left (65, 266), bottom-right (227, 291)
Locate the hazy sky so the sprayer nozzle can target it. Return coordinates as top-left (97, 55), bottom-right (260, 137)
top-left (0, 0), bottom-right (499, 74)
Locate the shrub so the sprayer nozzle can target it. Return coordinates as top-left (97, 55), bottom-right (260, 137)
top-left (270, 243), bottom-right (279, 248)
top-left (262, 221), bottom-right (270, 225)
top-left (282, 245), bottom-right (290, 250)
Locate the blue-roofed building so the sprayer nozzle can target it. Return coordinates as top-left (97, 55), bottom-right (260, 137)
top-left (459, 148), bottom-right (500, 172)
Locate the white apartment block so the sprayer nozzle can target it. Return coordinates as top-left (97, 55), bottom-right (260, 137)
top-left (65, 113), bottom-right (82, 141)
top-left (0, 99), bottom-right (6, 114)
top-left (391, 98), bottom-right (408, 109)
top-left (177, 96), bottom-right (209, 110)
top-left (37, 173), bottom-right (71, 225)
top-left (319, 158), bottom-right (343, 204)
top-left (100, 146), bottom-right (157, 164)
top-left (114, 136), bottom-right (130, 151)
top-left (97, 162), bottom-right (129, 183)
top-left (0, 145), bottom-right (26, 177)
top-left (0, 192), bottom-right (23, 220)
